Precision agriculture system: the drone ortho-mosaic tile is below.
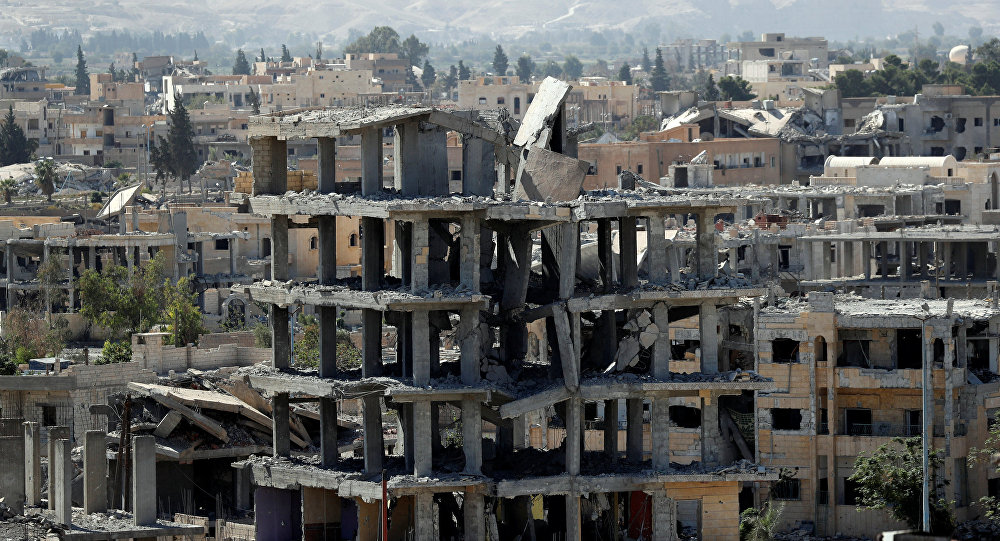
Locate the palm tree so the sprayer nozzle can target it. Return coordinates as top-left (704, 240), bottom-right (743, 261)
top-left (0, 176), bottom-right (17, 204)
top-left (34, 159), bottom-right (56, 202)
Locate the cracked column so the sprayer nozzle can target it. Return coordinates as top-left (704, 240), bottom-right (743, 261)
top-left (700, 302), bottom-right (720, 374)
top-left (250, 136), bottom-right (287, 195)
top-left (460, 214), bottom-right (481, 292)
top-left (566, 396), bottom-right (582, 475)
top-left (463, 492), bottom-right (485, 540)
top-left (54, 437), bottom-right (71, 526)
top-left (24, 422), bottom-right (40, 507)
top-left (360, 127), bottom-right (382, 195)
top-left (653, 492), bottom-right (677, 540)
top-left (132, 435), bottom-right (156, 526)
top-left (604, 399), bottom-right (618, 459)
top-left (320, 398), bottom-right (338, 467)
top-left (272, 392), bottom-right (290, 457)
top-left (647, 213), bottom-right (667, 283)
top-left (46, 425), bottom-right (69, 511)
top-left (701, 392), bottom-right (723, 466)
top-left (626, 398), bottom-right (643, 463)
top-left (363, 395), bottom-right (384, 474)
top-left (413, 399), bottom-right (432, 476)
top-left (695, 212), bottom-right (718, 277)
top-left (459, 306), bottom-right (481, 385)
top-left (84, 430), bottom-right (107, 513)
top-left (462, 399), bottom-right (482, 475)
top-left (415, 492), bottom-right (436, 541)
top-left (651, 398), bottom-right (670, 471)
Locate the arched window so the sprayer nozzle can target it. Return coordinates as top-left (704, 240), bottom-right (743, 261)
top-left (349, 233), bottom-right (358, 247)
top-left (309, 236), bottom-right (318, 250)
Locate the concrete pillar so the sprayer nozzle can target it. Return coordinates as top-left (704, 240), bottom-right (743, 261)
top-left (620, 216), bottom-right (638, 288)
top-left (53, 438), bottom-right (72, 526)
top-left (411, 219), bottom-right (429, 292)
top-left (459, 307), bottom-right (481, 385)
top-left (270, 215), bottom-right (288, 281)
top-left (46, 425), bottom-right (69, 510)
top-left (862, 241), bottom-right (872, 279)
top-left (459, 214), bottom-right (481, 292)
top-left (235, 467), bottom-right (251, 511)
top-left (695, 212), bottom-right (717, 277)
top-left (317, 137), bottom-right (337, 193)
top-left (943, 242), bottom-right (951, 280)
top-left (462, 135), bottom-right (495, 196)
top-left (250, 136), bottom-right (287, 195)
top-left (362, 395), bottom-right (384, 474)
top-left (394, 121), bottom-right (420, 195)
top-left (651, 399), bottom-right (670, 471)
top-left (272, 393), bottom-right (290, 457)
top-left (360, 127), bottom-right (382, 195)
top-left (958, 242), bottom-right (969, 279)
top-left (361, 308), bottom-right (382, 378)
top-left (415, 492), bottom-right (436, 541)
top-left (462, 399), bottom-right (482, 475)
top-left (270, 305), bottom-right (290, 369)
top-left (647, 213), bottom-right (668, 283)
top-left (822, 240), bottom-right (832, 279)
top-left (700, 302), bottom-right (719, 374)
top-left (361, 216), bottom-right (383, 290)
top-left (565, 494), bottom-right (582, 541)
top-left (24, 422), bottom-right (41, 507)
top-left (701, 395), bottom-right (722, 466)
top-left (412, 310), bottom-right (430, 385)
top-left (604, 399), bottom-right (618, 459)
top-left (463, 492), bottom-right (485, 540)
top-left (566, 397), bottom-right (582, 475)
top-left (653, 492), bottom-right (677, 541)
top-left (413, 400), bottom-right (432, 477)
top-left (880, 241), bottom-right (889, 279)
top-left (84, 430), bottom-right (107, 513)
top-left (652, 303), bottom-right (670, 378)
top-left (318, 306), bottom-right (338, 378)
top-left (320, 398), bottom-right (338, 467)
top-left (132, 435), bottom-right (156, 526)
top-left (901, 241), bottom-right (911, 281)
top-left (626, 398), bottom-right (643, 463)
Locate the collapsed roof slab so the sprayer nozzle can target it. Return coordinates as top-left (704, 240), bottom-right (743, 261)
top-left (245, 372), bottom-right (392, 399)
top-left (246, 282), bottom-right (490, 312)
top-left (799, 226), bottom-right (1000, 243)
top-left (236, 456), bottom-right (492, 498)
top-left (564, 288), bottom-right (771, 312)
top-left (248, 193), bottom-right (492, 219)
top-left (494, 469), bottom-right (778, 498)
top-left (250, 106), bottom-right (433, 139)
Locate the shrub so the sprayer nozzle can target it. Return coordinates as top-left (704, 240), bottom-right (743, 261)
top-left (97, 340), bottom-right (132, 365)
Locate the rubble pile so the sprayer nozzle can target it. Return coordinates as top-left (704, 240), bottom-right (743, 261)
top-left (0, 502), bottom-right (58, 540)
top-left (953, 520), bottom-right (1000, 541)
top-left (774, 531), bottom-right (870, 541)
top-left (612, 309), bottom-right (659, 370)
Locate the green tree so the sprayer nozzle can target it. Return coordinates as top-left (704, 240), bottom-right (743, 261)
top-left (515, 54), bottom-right (534, 81)
top-left (541, 60), bottom-right (563, 79)
top-left (703, 73), bottom-right (721, 100)
top-left (641, 46), bottom-right (652, 72)
top-left (97, 339), bottom-right (131, 365)
top-left (834, 69), bottom-right (872, 98)
top-left (232, 48), bottom-right (251, 75)
top-left (650, 47), bottom-right (669, 91)
top-left (849, 436), bottom-right (954, 534)
top-left (74, 45), bottom-right (89, 95)
top-left (617, 62), bottom-right (632, 85)
top-left (0, 176), bottom-right (16, 204)
top-left (444, 65), bottom-right (458, 92)
top-left (315, 41), bottom-right (323, 61)
top-left (492, 45), bottom-right (509, 75)
top-left (420, 60), bottom-right (436, 90)
top-left (971, 412), bottom-right (1000, 522)
top-left (293, 315), bottom-right (319, 367)
top-left (400, 34), bottom-right (429, 67)
top-left (280, 44), bottom-right (292, 63)
top-left (345, 26), bottom-right (402, 55)
top-left (166, 93), bottom-right (199, 193)
top-left (149, 136), bottom-right (172, 198)
top-left (163, 276), bottom-right (205, 346)
top-left (33, 158), bottom-right (56, 202)
top-left (258, 48), bottom-right (266, 63)
top-left (458, 60), bottom-right (471, 80)
top-left (77, 253), bottom-right (169, 339)
top-left (739, 500), bottom-right (783, 541)
top-left (0, 105), bottom-right (37, 166)
top-left (563, 55), bottom-right (583, 80)
top-left (976, 38), bottom-right (1000, 65)
top-left (718, 75), bottom-right (756, 100)
top-left (247, 86), bottom-right (261, 114)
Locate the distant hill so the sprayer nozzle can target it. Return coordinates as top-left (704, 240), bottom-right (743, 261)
top-left (2, 0), bottom-right (994, 45)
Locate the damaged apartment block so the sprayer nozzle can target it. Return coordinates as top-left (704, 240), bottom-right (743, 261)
top-left (233, 77), bottom-right (776, 540)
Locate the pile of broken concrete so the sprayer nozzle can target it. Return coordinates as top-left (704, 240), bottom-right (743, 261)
top-left (611, 309), bottom-right (659, 370)
top-left (0, 501), bottom-right (61, 540)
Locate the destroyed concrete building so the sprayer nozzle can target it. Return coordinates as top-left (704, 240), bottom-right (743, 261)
top-left (232, 78), bottom-right (777, 540)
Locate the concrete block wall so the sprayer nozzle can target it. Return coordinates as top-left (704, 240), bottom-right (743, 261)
top-left (66, 362), bottom-right (157, 442)
top-left (663, 482), bottom-right (741, 541)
